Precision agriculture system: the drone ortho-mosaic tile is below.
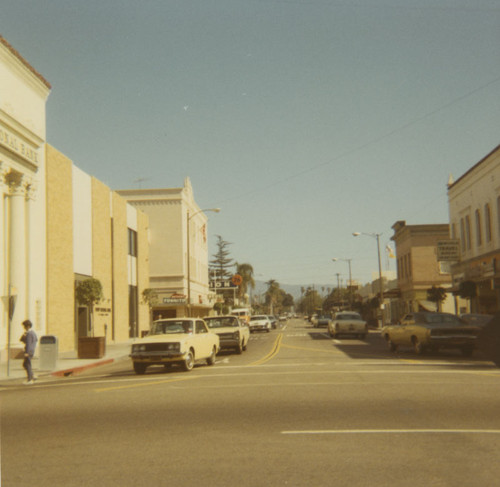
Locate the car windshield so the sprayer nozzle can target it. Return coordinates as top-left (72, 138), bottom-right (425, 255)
top-left (205, 317), bottom-right (238, 328)
top-left (150, 320), bottom-right (193, 335)
top-left (250, 316), bottom-right (267, 321)
top-left (337, 314), bottom-right (361, 320)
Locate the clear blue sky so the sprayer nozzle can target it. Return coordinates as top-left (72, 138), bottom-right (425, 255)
top-left (2, 0), bottom-right (500, 287)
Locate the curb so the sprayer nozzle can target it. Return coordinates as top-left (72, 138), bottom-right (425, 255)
top-left (50, 358), bottom-right (116, 377)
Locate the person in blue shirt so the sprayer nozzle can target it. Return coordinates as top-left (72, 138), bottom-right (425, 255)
top-left (20, 320), bottom-right (38, 385)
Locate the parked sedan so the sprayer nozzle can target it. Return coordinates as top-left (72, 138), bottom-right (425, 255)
top-left (204, 315), bottom-right (250, 354)
top-left (314, 315), bottom-right (332, 328)
top-left (382, 312), bottom-right (478, 356)
top-left (130, 318), bottom-right (220, 374)
top-left (328, 311), bottom-right (367, 338)
top-left (249, 315), bottom-right (272, 333)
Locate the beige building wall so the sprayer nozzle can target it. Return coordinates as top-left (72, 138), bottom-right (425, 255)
top-left (117, 178), bottom-right (214, 319)
top-left (45, 145), bottom-right (75, 351)
top-left (91, 177), bottom-right (113, 338)
top-left (392, 221), bottom-right (453, 315)
top-left (137, 210), bottom-right (150, 333)
top-left (111, 192), bottom-right (130, 341)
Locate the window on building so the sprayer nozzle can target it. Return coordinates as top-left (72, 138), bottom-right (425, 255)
top-left (475, 209), bottom-right (482, 247)
top-left (485, 204), bottom-right (492, 243)
top-left (460, 218), bottom-right (466, 252)
top-left (465, 215), bottom-right (471, 250)
top-left (128, 228), bottom-right (138, 257)
top-left (497, 196), bottom-right (500, 238)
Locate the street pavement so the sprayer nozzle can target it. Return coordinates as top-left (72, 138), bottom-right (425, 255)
top-left (0, 338), bottom-right (134, 384)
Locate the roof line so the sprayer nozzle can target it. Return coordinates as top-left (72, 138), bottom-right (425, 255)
top-left (0, 35), bottom-right (51, 89)
top-left (448, 143), bottom-right (500, 190)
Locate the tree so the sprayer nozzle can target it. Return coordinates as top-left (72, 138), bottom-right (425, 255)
top-left (427, 286), bottom-right (447, 312)
top-left (458, 280), bottom-right (477, 312)
top-left (209, 235), bottom-right (234, 280)
top-left (75, 278), bottom-right (103, 337)
top-left (235, 262), bottom-right (255, 303)
top-left (141, 288), bottom-right (159, 325)
top-left (265, 279), bottom-right (281, 314)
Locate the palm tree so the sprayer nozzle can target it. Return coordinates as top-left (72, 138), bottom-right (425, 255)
top-left (235, 262), bottom-right (255, 303)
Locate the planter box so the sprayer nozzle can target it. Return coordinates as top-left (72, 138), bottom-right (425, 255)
top-left (78, 337), bottom-right (106, 359)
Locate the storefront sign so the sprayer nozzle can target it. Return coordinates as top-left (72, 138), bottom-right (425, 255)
top-left (0, 126), bottom-right (39, 165)
top-left (437, 240), bottom-right (460, 262)
top-left (163, 297), bottom-right (186, 304)
top-left (210, 279), bottom-right (237, 289)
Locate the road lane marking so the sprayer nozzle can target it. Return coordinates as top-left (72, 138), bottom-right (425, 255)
top-left (281, 429), bottom-right (500, 435)
top-left (281, 343), bottom-right (342, 354)
top-left (250, 333), bottom-right (283, 366)
top-left (95, 375), bottom-right (197, 392)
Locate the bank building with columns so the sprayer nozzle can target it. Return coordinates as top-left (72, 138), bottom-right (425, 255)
top-left (0, 36), bottom-right (150, 357)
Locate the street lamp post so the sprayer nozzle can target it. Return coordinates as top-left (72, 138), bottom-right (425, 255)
top-left (353, 232), bottom-right (384, 327)
top-left (187, 207), bottom-right (220, 317)
top-left (332, 258), bottom-right (352, 308)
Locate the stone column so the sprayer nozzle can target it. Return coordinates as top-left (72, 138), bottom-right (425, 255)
top-left (7, 170), bottom-right (29, 345)
top-left (0, 162), bottom-right (8, 331)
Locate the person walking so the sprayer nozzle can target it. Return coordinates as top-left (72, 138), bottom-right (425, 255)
top-left (20, 320), bottom-right (38, 385)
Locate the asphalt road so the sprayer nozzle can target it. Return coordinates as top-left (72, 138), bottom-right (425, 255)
top-left (2, 318), bottom-right (500, 487)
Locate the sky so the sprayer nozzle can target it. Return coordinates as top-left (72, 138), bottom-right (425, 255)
top-left (2, 0), bottom-right (500, 288)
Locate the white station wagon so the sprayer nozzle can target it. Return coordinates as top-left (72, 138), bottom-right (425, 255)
top-left (130, 318), bottom-right (220, 374)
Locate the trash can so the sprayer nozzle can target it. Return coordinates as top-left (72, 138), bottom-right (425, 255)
top-left (39, 335), bottom-right (58, 370)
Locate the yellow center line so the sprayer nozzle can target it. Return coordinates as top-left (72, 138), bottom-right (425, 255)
top-left (250, 333), bottom-right (283, 366)
top-left (95, 375), bottom-right (197, 393)
top-left (280, 343), bottom-right (342, 354)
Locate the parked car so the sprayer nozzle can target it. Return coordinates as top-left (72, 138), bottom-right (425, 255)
top-left (249, 315), bottom-right (272, 333)
top-left (204, 315), bottom-right (250, 354)
top-left (130, 318), bottom-right (220, 374)
top-left (314, 315), bottom-right (332, 328)
top-left (328, 311), bottom-right (367, 338)
top-left (268, 315), bottom-right (278, 329)
top-left (382, 312), bottom-right (478, 356)
top-left (460, 313), bottom-right (493, 328)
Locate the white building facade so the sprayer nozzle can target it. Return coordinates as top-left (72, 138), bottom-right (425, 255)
top-left (448, 144), bottom-right (500, 314)
top-left (0, 37), bottom-right (51, 355)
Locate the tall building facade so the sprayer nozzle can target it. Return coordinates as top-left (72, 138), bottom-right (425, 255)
top-left (1, 36), bottom-right (150, 356)
top-left (0, 36), bottom-right (51, 355)
top-left (118, 178), bottom-right (215, 319)
top-left (391, 220), bottom-right (454, 316)
top-left (448, 144), bottom-right (500, 314)
top-left (46, 146), bottom-right (150, 352)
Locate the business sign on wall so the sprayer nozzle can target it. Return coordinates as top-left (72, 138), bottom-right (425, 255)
top-left (437, 240), bottom-right (460, 262)
top-left (210, 279), bottom-right (237, 289)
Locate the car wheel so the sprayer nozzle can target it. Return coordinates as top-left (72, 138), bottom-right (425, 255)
top-left (182, 350), bottom-right (195, 371)
top-left (385, 335), bottom-right (397, 352)
top-left (412, 337), bottom-right (425, 355)
top-left (235, 341), bottom-right (243, 354)
top-left (242, 340), bottom-right (248, 351)
top-left (133, 362), bottom-right (147, 375)
top-left (206, 346), bottom-right (217, 365)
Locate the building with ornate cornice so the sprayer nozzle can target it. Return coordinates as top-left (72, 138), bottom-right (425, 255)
top-left (0, 36), bottom-right (51, 355)
top-left (448, 144), bottom-right (500, 314)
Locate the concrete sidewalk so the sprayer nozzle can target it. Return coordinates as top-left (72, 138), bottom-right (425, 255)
top-left (0, 339), bottom-right (135, 384)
